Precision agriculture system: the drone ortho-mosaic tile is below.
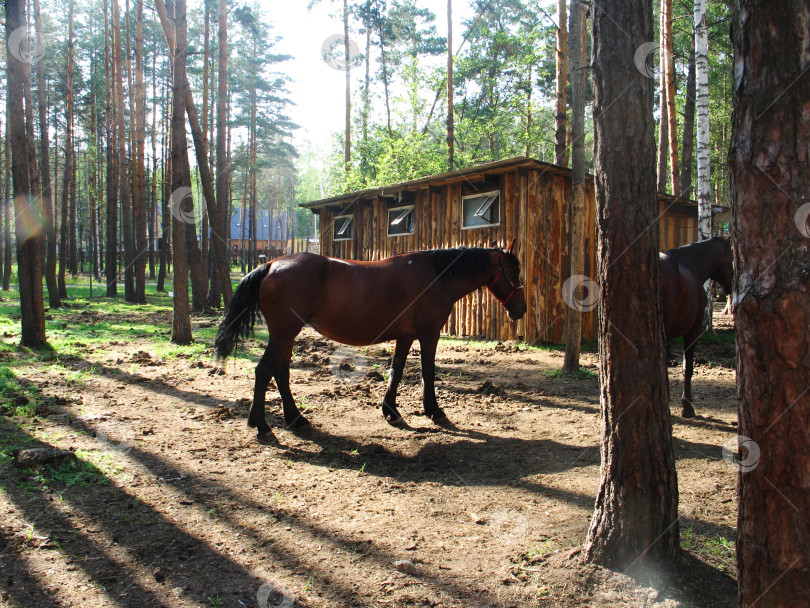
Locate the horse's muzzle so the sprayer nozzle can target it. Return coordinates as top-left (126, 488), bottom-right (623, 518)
top-left (508, 304), bottom-right (527, 321)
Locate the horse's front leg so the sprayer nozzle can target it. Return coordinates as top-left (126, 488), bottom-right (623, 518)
top-left (248, 345), bottom-right (277, 443)
top-left (382, 338), bottom-right (413, 427)
top-left (418, 332), bottom-right (447, 423)
top-left (681, 330), bottom-right (700, 418)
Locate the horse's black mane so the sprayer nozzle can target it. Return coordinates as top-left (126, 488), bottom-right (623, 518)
top-left (428, 247), bottom-right (517, 280)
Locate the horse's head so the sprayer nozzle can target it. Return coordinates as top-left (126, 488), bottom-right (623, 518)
top-left (487, 239), bottom-right (527, 321)
top-left (711, 237), bottom-right (734, 294)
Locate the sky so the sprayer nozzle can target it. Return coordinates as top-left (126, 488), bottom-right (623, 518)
top-left (267, 1), bottom-right (477, 153)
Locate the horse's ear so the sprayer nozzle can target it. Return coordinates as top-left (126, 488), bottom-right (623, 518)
top-left (508, 237), bottom-right (517, 254)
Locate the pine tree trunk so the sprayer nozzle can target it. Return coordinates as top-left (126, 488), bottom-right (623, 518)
top-left (446, 0), bottom-right (454, 170)
top-left (104, 0), bottom-right (119, 297)
top-left (133, 0), bottom-right (147, 302)
top-left (343, 0), bottom-right (351, 172)
top-left (680, 41), bottom-right (696, 199)
top-left (730, 1), bottom-right (810, 604)
top-left (563, 0), bottom-right (586, 374)
top-left (584, 0), bottom-right (679, 567)
top-left (6, 0), bottom-right (46, 345)
top-left (662, 0), bottom-right (680, 194)
top-left (112, 0), bottom-right (135, 301)
top-left (34, 0), bottom-right (59, 308)
top-left (170, 0), bottom-right (192, 344)
top-left (554, 0), bottom-right (568, 166)
top-left (59, 23), bottom-right (73, 300)
top-left (215, 0), bottom-right (231, 305)
top-left (2, 128), bottom-right (11, 291)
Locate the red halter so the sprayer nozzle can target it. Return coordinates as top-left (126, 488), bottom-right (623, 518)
top-left (486, 250), bottom-right (524, 306)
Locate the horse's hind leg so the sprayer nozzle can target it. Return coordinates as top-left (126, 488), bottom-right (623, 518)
top-left (419, 332), bottom-right (447, 423)
top-left (275, 338), bottom-right (310, 430)
top-left (382, 338), bottom-right (413, 427)
top-left (248, 344), bottom-right (277, 443)
top-left (681, 328), bottom-right (701, 418)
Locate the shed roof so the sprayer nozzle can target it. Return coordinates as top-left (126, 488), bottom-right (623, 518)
top-left (299, 156), bottom-right (697, 216)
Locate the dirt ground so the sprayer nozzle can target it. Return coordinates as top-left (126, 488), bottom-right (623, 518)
top-left (0, 305), bottom-right (739, 608)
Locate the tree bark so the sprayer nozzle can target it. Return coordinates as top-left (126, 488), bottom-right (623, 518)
top-left (729, 1), bottom-right (810, 605)
top-left (133, 0), bottom-right (147, 302)
top-left (343, 0), bottom-right (351, 172)
top-left (214, 0), bottom-right (231, 306)
top-left (680, 40), bottom-right (696, 199)
top-left (2, 126), bottom-right (10, 291)
top-left (563, 0), bottom-right (586, 374)
top-left (554, 0), bottom-right (568, 166)
top-left (662, 0), bottom-right (680, 194)
top-left (104, 0), bottom-right (118, 296)
top-left (112, 0), bottom-right (136, 301)
top-left (584, 0), bottom-right (679, 567)
top-left (34, 0), bottom-right (59, 308)
top-left (66, 5), bottom-right (77, 278)
top-left (695, 0), bottom-right (712, 334)
top-left (446, 0), bottom-right (454, 170)
top-left (170, 0), bottom-right (192, 344)
top-left (6, 0), bottom-right (46, 345)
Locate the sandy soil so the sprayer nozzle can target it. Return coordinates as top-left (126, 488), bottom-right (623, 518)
top-left (0, 306), bottom-right (739, 608)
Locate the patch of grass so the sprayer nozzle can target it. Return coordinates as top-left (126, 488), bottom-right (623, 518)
top-left (701, 330), bottom-right (736, 344)
top-left (682, 526), bottom-right (736, 571)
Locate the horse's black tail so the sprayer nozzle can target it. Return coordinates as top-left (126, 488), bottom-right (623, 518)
top-left (214, 264), bottom-right (271, 360)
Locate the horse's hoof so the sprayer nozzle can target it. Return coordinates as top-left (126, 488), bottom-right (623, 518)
top-left (431, 416), bottom-right (456, 430)
top-left (681, 406), bottom-right (695, 418)
top-left (257, 431), bottom-right (278, 445)
top-left (285, 415), bottom-right (311, 431)
top-left (386, 416), bottom-right (409, 429)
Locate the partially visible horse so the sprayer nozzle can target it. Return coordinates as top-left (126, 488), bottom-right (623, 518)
top-left (215, 243), bottom-right (527, 443)
top-left (659, 237), bottom-right (733, 417)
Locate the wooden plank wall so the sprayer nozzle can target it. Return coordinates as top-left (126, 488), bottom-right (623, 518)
top-left (316, 167), bottom-right (689, 345)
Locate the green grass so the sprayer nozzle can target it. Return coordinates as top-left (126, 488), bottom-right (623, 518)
top-left (542, 367), bottom-right (598, 380)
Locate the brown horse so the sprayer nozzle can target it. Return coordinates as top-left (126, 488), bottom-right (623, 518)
top-left (659, 237), bottom-right (733, 418)
top-left (215, 243), bottom-right (527, 443)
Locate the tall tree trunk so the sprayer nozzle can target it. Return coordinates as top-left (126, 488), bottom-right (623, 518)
top-left (133, 0), bottom-right (147, 302)
top-left (343, 0), bottom-right (351, 172)
top-left (66, 6), bottom-right (77, 278)
top-left (2, 126), bottom-right (11, 291)
top-left (563, 0), bottom-right (586, 374)
top-left (34, 0), bottom-right (59, 308)
top-left (446, 0), bottom-right (454, 170)
top-left (730, 1), bottom-right (810, 604)
top-left (58, 8), bottom-right (74, 300)
top-left (104, 0), bottom-right (119, 297)
top-left (554, 0), bottom-right (569, 166)
top-left (170, 0), bottom-right (192, 344)
top-left (214, 0), bottom-right (231, 306)
top-left (112, 0), bottom-right (135, 301)
top-left (6, 0), bottom-right (46, 345)
top-left (680, 39), bottom-right (696, 199)
top-left (584, 0), bottom-right (679, 567)
top-left (662, 0), bottom-right (680, 194)
top-left (695, 0), bottom-right (712, 333)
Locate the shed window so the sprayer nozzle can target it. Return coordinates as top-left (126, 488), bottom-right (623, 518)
top-left (333, 215), bottom-right (353, 241)
top-left (387, 205), bottom-right (415, 236)
top-left (462, 191), bottom-right (500, 229)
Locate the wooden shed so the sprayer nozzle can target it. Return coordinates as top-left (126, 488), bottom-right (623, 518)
top-left (301, 157), bottom-right (698, 344)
